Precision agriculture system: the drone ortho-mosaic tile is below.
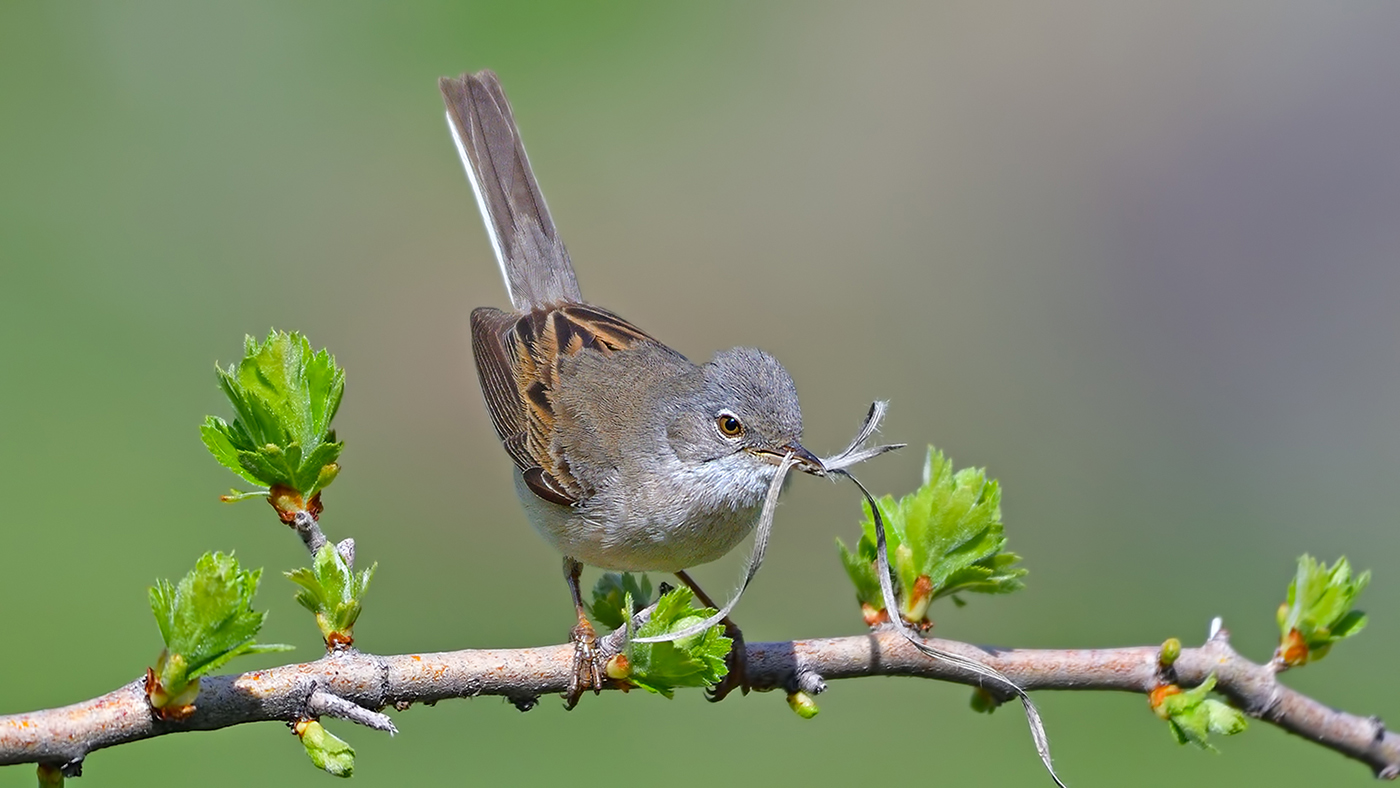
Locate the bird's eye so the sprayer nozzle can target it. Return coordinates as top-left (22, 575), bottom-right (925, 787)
top-left (715, 412), bottom-right (744, 437)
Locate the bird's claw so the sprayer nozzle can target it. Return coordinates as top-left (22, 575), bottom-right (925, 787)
top-left (705, 620), bottom-right (749, 702)
top-left (565, 620), bottom-right (603, 710)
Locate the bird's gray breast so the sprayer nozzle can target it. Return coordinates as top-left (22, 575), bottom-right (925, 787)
top-left (522, 343), bottom-right (776, 571)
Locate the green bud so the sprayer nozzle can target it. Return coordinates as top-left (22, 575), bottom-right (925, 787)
top-left (605, 654), bottom-right (631, 680)
top-left (969, 686), bottom-right (998, 714)
top-left (1159, 637), bottom-right (1182, 667)
top-left (787, 691), bottom-right (820, 719)
top-left (36, 763), bottom-right (63, 788)
top-left (296, 720), bottom-right (355, 777)
top-left (314, 462), bottom-right (341, 493)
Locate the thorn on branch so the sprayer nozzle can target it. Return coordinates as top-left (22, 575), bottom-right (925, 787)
top-left (790, 668), bottom-right (826, 697)
top-left (1207, 617), bottom-right (1226, 643)
top-left (336, 538), bottom-right (356, 570)
top-left (306, 690), bottom-right (397, 734)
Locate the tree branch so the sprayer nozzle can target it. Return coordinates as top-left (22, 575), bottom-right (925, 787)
top-left (3, 624), bottom-right (1395, 779)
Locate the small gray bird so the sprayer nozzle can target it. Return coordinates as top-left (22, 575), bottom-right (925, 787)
top-left (439, 71), bottom-right (823, 706)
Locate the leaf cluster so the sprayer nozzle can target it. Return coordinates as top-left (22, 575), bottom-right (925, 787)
top-left (1276, 555), bottom-right (1369, 667)
top-left (587, 572), bottom-right (653, 630)
top-left (1151, 675), bottom-right (1248, 751)
top-left (287, 543), bottom-right (376, 648)
top-left (147, 552), bottom-right (291, 712)
top-left (622, 586), bottom-right (731, 698)
top-left (837, 447), bottom-right (1026, 625)
top-left (201, 331), bottom-right (345, 496)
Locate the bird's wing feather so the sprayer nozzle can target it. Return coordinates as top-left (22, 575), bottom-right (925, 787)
top-left (470, 303), bottom-right (661, 504)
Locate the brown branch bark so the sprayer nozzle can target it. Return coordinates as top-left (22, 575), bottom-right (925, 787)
top-left (2, 624), bottom-right (1396, 779)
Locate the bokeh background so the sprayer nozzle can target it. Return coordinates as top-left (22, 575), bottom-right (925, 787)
top-left (3, 2), bottom-right (1398, 785)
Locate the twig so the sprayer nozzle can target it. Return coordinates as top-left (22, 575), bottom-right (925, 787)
top-left (3, 627), bottom-right (1396, 778)
top-left (290, 510), bottom-right (328, 557)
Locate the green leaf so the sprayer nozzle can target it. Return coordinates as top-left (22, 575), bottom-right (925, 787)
top-left (1155, 675), bottom-right (1248, 752)
top-left (839, 446), bottom-right (1026, 626)
top-left (836, 537), bottom-right (882, 612)
top-left (238, 445), bottom-right (296, 490)
top-left (296, 440), bottom-right (343, 496)
top-left (625, 587), bottom-right (731, 697)
top-left (200, 417), bottom-right (263, 487)
top-left (298, 720), bottom-right (355, 778)
top-left (202, 331), bottom-right (345, 495)
top-left (287, 543), bottom-right (376, 646)
top-left (587, 573), bottom-right (653, 630)
top-left (147, 552), bottom-right (291, 711)
top-left (1276, 555), bottom-right (1370, 666)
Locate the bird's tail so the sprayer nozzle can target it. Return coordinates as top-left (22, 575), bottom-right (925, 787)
top-left (440, 71), bottom-right (582, 311)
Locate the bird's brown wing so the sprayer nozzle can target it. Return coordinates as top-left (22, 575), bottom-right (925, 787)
top-left (470, 303), bottom-right (659, 505)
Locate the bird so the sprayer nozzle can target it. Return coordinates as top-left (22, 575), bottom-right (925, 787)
top-left (439, 70), bottom-right (824, 706)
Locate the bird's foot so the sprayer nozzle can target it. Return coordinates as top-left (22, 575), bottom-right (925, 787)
top-left (564, 619), bottom-right (603, 710)
top-left (706, 619), bottom-right (749, 702)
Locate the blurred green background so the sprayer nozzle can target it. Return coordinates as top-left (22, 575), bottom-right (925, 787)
top-left (3, 2), bottom-right (1398, 785)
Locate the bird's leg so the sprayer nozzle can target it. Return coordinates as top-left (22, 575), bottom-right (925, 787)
top-left (674, 569), bottom-right (748, 702)
top-left (563, 556), bottom-right (602, 710)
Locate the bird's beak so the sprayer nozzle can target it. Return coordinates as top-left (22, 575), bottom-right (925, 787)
top-left (754, 442), bottom-right (826, 476)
